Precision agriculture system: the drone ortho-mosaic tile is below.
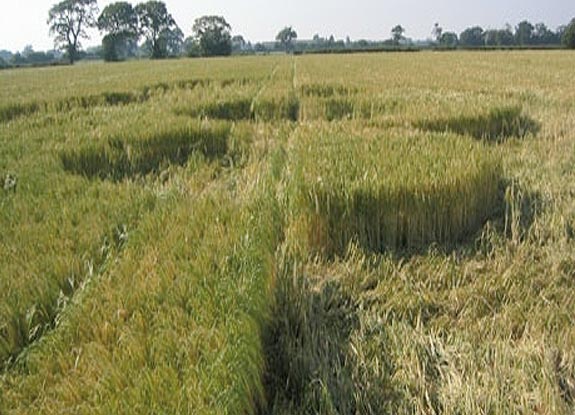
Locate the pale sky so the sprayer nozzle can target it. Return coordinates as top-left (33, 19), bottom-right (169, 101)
top-left (0, 0), bottom-right (574, 52)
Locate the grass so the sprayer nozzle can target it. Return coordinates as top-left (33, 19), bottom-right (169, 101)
top-left (322, 98), bottom-right (355, 121)
top-left (0, 100), bottom-right (240, 370)
top-left (0, 102), bottom-right (40, 123)
top-left (300, 83), bottom-right (357, 98)
top-left (0, 57), bottom-right (278, 107)
top-left (1, 180), bottom-right (282, 414)
top-left (415, 105), bottom-right (541, 142)
top-left (285, 123), bottom-right (502, 256)
top-left (253, 93), bottom-right (300, 122)
top-left (0, 78), bottom-right (263, 124)
top-left (171, 81), bottom-right (258, 121)
top-left (195, 97), bottom-right (254, 120)
top-left (0, 104), bottom-right (163, 368)
top-left (60, 120), bottom-right (231, 180)
top-left (2, 51), bottom-right (575, 415)
top-left (252, 60), bottom-right (300, 122)
top-left (265, 50), bottom-right (575, 415)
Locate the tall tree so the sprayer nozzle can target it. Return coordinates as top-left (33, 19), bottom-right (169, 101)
top-left (535, 23), bottom-right (561, 45)
top-left (98, 2), bottom-right (138, 61)
top-left (563, 18), bottom-right (575, 49)
top-left (391, 25), bottom-right (405, 45)
top-left (135, 1), bottom-right (180, 59)
top-left (496, 27), bottom-right (515, 46)
top-left (484, 29), bottom-right (514, 46)
top-left (48, 0), bottom-right (99, 64)
top-left (483, 30), bottom-right (498, 46)
top-left (192, 15), bottom-right (233, 57)
top-left (162, 26), bottom-right (184, 56)
top-left (439, 32), bottom-right (458, 48)
top-left (276, 26), bottom-right (297, 52)
top-left (183, 36), bottom-right (201, 57)
top-left (459, 26), bottom-right (484, 47)
top-left (515, 20), bottom-right (534, 45)
top-left (232, 35), bottom-right (246, 52)
top-left (98, 1), bottom-right (137, 34)
top-left (22, 45), bottom-right (35, 58)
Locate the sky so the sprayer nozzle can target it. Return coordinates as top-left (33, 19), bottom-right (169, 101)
top-left (0, 0), bottom-right (574, 52)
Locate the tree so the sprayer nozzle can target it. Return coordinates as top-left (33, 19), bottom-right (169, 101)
top-left (101, 32), bottom-right (137, 61)
top-left (556, 25), bottom-right (567, 41)
top-left (533, 23), bottom-right (552, 45)
top-left (48, 0), bottom-right (98, 64)
top-left (98, 2), bottom-right (138, 61)
top-left (483, 30), bottom-right (498, 46)
top-left (135, 1), bottom-right (180, 59)
top-left (391, 25), bottom-right (405, 45)
top-left (11, 53), bottom-right (27, 65)
top-left (515, 20), bottom-right (534, 45)
top-left (432, 23), bottom-right (443, 43)
top-left (18, 47), bottom-right (56, 65)
top-left (439, 32), bottom-right (458, 48)
top-left (276, 26), bottom-right (297, 52)
top-left (459, 26), bottom-right (484, 47)
top-left (162, 26), bottom-right (184, 56)
top-left (496, 27), bottom-right (515, 46)
top-left (232, 35), bottom-right (246, 52)
top-left (183, 37), bottom-right (201, 57)
top-left (98, 2), bottom-right (137, 34)
top-left (0, 50), bottom-right (13, 62)
top-left (563, 18), bottom-right (575, 49)
top-left (254, 42), bottom-right (267, 53)
top-left (22, 45), bottom-right (35, 58)
top-left (484, 29), bottom-right (514, 46)
top-left (192, 15), bottom-right (232, 57)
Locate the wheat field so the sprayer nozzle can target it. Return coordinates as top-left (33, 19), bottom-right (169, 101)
top-left (1, 51), bottom-right (574, 414)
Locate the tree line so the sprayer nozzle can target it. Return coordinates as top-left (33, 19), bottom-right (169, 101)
top-left (43, 0), bottom-right (304, 63)
top-left (44, 0), bottom-right (237, 63)
top-left (1, 0), bottom-right (574, 68)
top-left (95, 2), bottom-right (299, 61)
top-left (42, 0), bottom-right (575, 63)
top-left (434, 20), bottom-right (575, 48)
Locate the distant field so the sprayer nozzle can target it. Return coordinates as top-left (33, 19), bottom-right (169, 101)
top-left (1, 51), bottom-right (575, 414)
